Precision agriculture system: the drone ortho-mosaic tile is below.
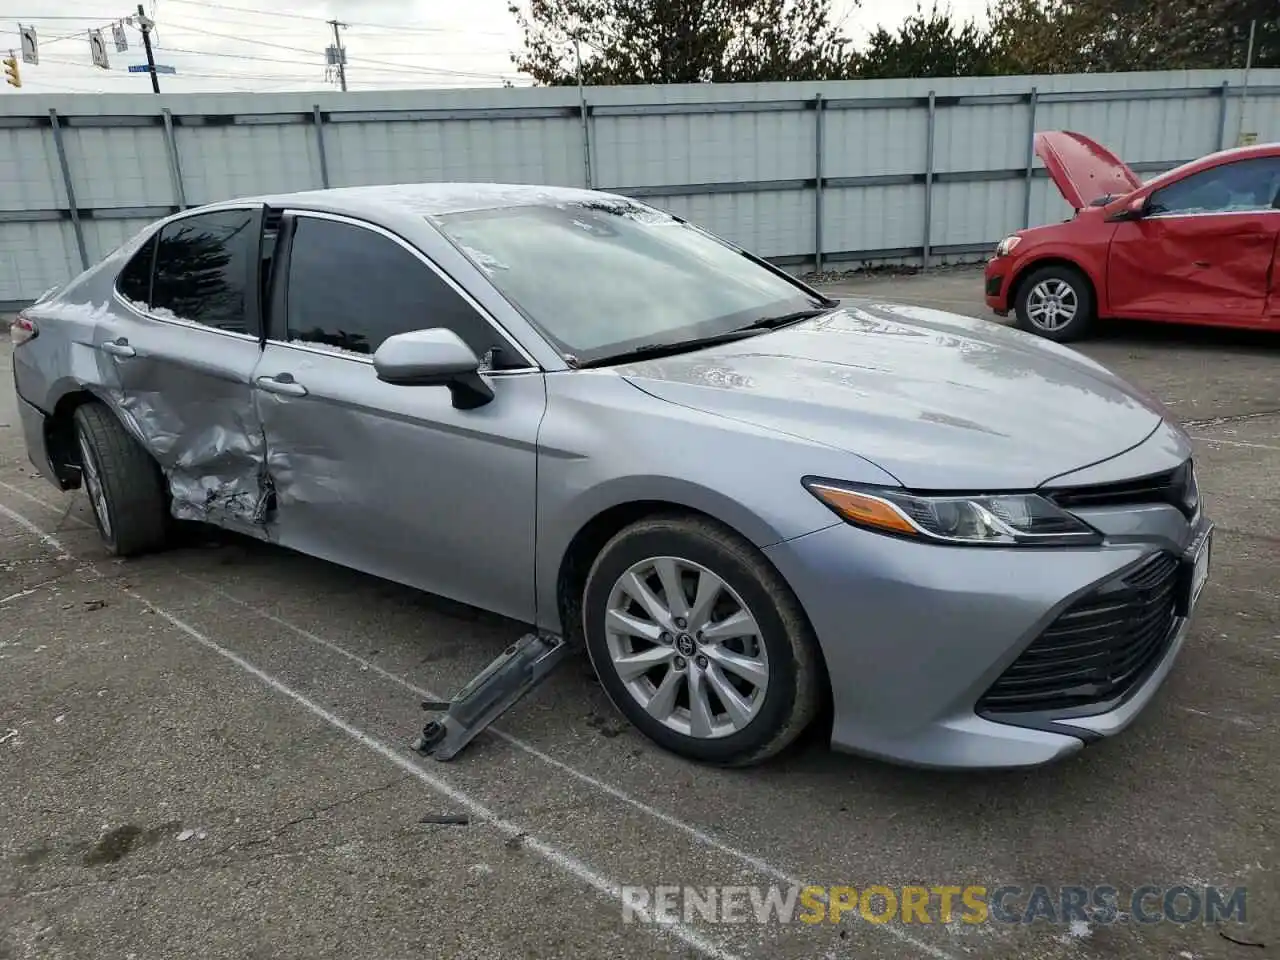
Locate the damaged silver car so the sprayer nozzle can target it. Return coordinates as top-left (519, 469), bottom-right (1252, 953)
top-left (12, 184), bottom-right (1211, 769)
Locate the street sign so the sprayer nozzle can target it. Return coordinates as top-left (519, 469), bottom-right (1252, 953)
top-left (88, 29), bottom-right (110, 69)
top-left (19, 25), bottom-right (38, 65)
top-left (128, 64), bottom-right (176, 74)
top-left (112, 22), bottom-right (129, 53)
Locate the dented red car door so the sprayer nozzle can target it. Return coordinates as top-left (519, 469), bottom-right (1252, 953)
top-left (1107, 211), bottom-right (1279, 322)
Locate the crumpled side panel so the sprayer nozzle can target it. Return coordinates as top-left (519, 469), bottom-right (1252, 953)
top-left (119, 385), bottom-right (271, 533)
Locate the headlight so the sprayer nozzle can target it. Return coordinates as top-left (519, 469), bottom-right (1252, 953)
top-left (803, 479), bottom-right (1102, 546)
top-left (995, 235), bottom-right (1022, 258)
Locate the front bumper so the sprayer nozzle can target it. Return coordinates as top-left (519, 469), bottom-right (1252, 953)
top-left (984, 258), bottom-right (1010, 314)
top-left (764, 510), bottom-right (1210, 769)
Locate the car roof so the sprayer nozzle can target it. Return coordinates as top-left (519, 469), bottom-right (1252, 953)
top-left (224, 182), bottom-right (628, 219)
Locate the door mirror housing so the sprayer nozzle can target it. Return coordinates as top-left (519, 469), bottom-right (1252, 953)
top-left (1106, 195), bottom-right (1149, 222)
top-left (373, 328), bottom-right (494, 409)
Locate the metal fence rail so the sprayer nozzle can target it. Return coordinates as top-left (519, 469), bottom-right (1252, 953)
top-left (2, 70), bottom-right (1278, 307)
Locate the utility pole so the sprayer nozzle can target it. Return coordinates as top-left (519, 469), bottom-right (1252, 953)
top-left (1236, 18), bottom-right (1257, 146)
top-left (137, 3), bottom-right (159, 93)
top-left (328, 19), bottom-right (347, 92)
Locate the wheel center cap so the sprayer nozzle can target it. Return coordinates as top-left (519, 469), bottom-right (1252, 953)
top-left (675, 634), bottom-right (697, 657)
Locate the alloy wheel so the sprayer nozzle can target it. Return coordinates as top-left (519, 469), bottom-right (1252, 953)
top-left (77, 433), bottom-right (112, 539)
top-left (603, 556), bottom-right (770, 739)
top-left (1025, 279), bottom-right (1079, 332)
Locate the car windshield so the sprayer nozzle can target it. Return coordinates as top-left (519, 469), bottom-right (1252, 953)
top-left (431, 199), bottom-right (824, 365)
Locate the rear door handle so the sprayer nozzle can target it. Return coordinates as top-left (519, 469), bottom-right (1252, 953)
top-left (256, 373), bottom-right (308, 397)
top-left (1193, 260), bottom-right (1211, 268)
top-left (101, 338), bottom-right (135, 358)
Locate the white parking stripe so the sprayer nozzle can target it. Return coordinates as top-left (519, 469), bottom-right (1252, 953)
top-left (0, 499), bottom-right (742, 960)
top-left (180, 574), bottom-right (962, 957)
top-left (1190, 436), bottom-right (1280, 452)
top-left (0, 482), bottom-right (956, 960)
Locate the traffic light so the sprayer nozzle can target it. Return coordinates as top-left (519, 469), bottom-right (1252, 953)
top-left (2, 53), bottom-right (19, 88)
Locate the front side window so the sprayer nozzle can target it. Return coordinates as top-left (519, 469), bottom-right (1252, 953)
top-left (1148, 158), bottom-right (1280, 216)
top-left (432, 199), bottom-right (823, 364)
top-left (151, 209), bottom-right (257, 333)
top-left (283, 216), bottom-right (515, 364)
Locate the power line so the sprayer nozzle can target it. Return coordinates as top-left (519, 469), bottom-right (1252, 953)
top-left (159, 0), bottom-right (512, 36)
top-left (169, 23), bottom-right (519, 79)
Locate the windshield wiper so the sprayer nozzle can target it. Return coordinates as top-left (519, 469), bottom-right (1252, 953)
top-left (573, 328), bottom-right (764, 369)
top-left (734, 306), bottom-right (836, 332)
top-left (572, 304), bottom-right (839, 369)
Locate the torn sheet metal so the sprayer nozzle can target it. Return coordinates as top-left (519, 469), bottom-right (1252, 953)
top-left (115, 377), bottom-right (271, 534)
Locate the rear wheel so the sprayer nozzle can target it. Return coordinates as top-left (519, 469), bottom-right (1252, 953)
top-left (73, 403), bottom-right (169, 557)
top-left (582, 515), bottom-right (823, 766)
top-left (1014, 264), bottom-right (1095, 342)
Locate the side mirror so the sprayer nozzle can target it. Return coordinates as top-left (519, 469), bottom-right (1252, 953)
top-left (1106, 195), bottom-right (1148, 222)
top-left (373, 328), bottom-right (494, 409)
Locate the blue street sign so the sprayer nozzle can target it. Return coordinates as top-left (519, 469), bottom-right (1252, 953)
top-left (129, 63), bottom-right (176, 74)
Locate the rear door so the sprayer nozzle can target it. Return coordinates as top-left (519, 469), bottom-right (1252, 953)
top-left (253, 210), bottom-right (546, 622)
top-left (1107, 157), bottom-right (1280, 322)
top-left (109, 205), bottom-right (271, 534)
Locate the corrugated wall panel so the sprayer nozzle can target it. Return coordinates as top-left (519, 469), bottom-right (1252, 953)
top-left (823, 184), bottom-right (925, 254)
top-left (593, 110), bottom-right (814, 188)
top-left (328, 117), bottom-right (584, 188)
top-left (930, 179), bottom-right (1025, 248)
top-left (62, 126), bottom-right (171, 208)
top-left (0, 128), bottom-right (65, 211)
top-left (933, 103), bottom-right (1028, 174)
top-left (0, 222), bottom-right (80, 301)
top-left (2, 69), bottom-right (1279, 302)
top-left (823, 107), bottom-right (928, 177)
top-left (176, 123), bottom-right (323, 206)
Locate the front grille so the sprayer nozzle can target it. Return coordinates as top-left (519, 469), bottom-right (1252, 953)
top-left (1048, 460), bottom-right (1199, 519)
top-left (978, 552), bottom-right (1180, 715)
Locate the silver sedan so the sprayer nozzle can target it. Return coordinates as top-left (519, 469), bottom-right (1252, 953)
top-left (11, 183), bottom-right (1212, 768)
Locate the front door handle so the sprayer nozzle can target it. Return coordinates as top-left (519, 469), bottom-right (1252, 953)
top-left (256, 373), bottom-right (308, 397)
top-left (1193, 260), bottom-right (1211, 268)
top-left (101, 338), bottom-right (135, 358)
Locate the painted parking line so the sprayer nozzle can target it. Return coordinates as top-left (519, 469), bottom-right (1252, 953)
top-left (0, 497), bottom-right (743, 960)
top-left (0, 478), bottom-right (957, 960)
top-left (1190, 436), bottom-right (1280, 452)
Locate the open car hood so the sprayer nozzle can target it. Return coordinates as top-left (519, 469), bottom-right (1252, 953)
top-left (1035, 131), bottom-right (1143, 210)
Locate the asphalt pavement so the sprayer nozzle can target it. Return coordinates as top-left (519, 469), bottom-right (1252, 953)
top-left (1, 268), bottom-right (1276, 960)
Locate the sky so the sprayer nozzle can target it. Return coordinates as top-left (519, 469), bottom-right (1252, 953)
top-left (1, 1), bottom-right (993, 96)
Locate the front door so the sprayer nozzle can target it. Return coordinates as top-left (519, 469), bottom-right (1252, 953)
top-left (253, 211), bottom-right (545, 623)
top-left (108, 205), bottom-right (270, 535)
top-left (1107, 156), bottom-right (1280, 322)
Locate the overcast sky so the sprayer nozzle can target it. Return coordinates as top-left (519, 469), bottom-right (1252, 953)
top-left (1, 1), bottom-right (993, 96)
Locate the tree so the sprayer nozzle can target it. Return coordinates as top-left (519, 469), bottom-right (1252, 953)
top-left (857, 2), bottom-right (998, 79)
top-left (508, 0), bottom-right (855, 85)
top-left (984, 0), bottom-right (1277, 74)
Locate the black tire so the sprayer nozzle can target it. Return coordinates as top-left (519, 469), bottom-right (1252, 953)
top-left (1013, 264), bottom-right (1095, 342)
top-left (72, 403), bottom-right (169, 557)
top-left (582, 514), bottom-right (823, 767)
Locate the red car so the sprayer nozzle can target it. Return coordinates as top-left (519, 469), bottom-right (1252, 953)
top-left (985, 131), bottom-right (1280, 341)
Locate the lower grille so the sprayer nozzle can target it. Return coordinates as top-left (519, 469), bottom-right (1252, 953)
top-left (978, 552), bottom-right (1180, 715)
top-left (985, 274), bottom-right (1004, 296)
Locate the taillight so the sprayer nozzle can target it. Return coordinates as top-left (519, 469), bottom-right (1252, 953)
top-left (10, 315), bottom-right (37, 346)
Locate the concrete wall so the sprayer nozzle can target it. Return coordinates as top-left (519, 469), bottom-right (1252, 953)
top-left (2, 69), bottom-right (1279, 306)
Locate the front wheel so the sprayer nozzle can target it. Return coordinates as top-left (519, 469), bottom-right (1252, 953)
top-left (1014, 264), bottom-right (1095, 342)
top-left (582, 515), bottom-right (823, 766)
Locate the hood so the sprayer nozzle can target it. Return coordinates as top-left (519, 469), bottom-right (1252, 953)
top-left (616, 302), bottom-right (1166, 491)
top-left (1035, 131), bottom-right (1142, 210)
